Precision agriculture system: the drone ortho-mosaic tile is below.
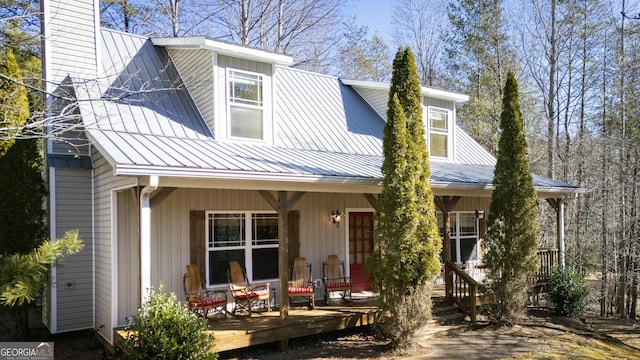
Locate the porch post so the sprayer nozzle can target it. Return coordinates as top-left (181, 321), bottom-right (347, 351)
top-left (558, 200), bottom-right (566, 269)
top-left (258, 190), bottom-right (305, 321)
top-left (277, 191), bottom-right (290, 320)
top-left (140, 176), bottom-right (159, 303)
top-left (434, 196), bottom-right (461, 300)
top-left (546, 198), bottom-right (566, 270)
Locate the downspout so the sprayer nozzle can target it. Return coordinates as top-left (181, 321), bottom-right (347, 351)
top-left (140, 176), bottom-right (159, 303)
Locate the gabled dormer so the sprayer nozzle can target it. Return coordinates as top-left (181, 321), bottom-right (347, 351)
top-left (151, 37), bottom-right (292, 145)
top-left (340, 79), bottom-right (471, 163)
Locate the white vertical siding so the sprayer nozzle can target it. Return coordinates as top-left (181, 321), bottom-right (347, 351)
top-left (53, 168), bottom-right (94, 331)
top-left (167, 49), bottom-right (215, 135)
top-left (116, 190), bottom-right (140, 326)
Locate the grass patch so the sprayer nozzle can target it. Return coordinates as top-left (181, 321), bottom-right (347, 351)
top-left (516, 333), bottom-right (640, 360)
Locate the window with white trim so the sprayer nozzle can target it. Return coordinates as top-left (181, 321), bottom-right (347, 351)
top-left (437, 212), bottom-right (479, 264)
top-left (227, 69), bottom-right (264, 140)
top-left (428, 107), bottom-right (451, 158)
top-left (206, 212), bottom-right (278, 286)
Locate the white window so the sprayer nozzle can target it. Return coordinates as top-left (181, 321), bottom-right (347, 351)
top-left (227, 69), bottom-right (264, 140)
top-left (206, 212), bottom-right (278, 286)
top-left (437, 212), bottom-right (479, 264)
top-left (428, 107), bottom-right (451, 158)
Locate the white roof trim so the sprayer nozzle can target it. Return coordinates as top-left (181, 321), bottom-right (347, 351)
top-left (340, 79), bottom-right (470, 103)
top-left (151, 37), bottom-right (293, 65)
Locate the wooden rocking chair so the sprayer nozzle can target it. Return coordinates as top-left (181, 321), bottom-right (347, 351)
top-left (288, 257), bottom-right (315, 309)
top-left (228, 261), bottom-right (271, 316)
top-left (322, 254), bottom-right (352, 304)
top-left (183, 264), bottom-right (227, 318)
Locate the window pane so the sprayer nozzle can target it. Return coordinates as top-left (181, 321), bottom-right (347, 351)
top-left (252, 248), bottom-right (278, 280)
top-left (230, 106), bottom-right (263, 139)
top-left (430, 133), bottom-right (447, 157)
top-left (460, 238), bottom-right (478, 263)
top-left (430, 108), bottom-right (448, 131)
top-left (229, 71), bottom-right (262, 106)
top-left (450, 239), bottom-right (457, 263)
top-left (459, 213), bottom-right (477, 236)
top-left (252, 213), bottom-right (278, 245)
top-left (209, 213), bottom-right (244, 247)
top-left (208, 249), bottom-right (245, 285)
top-left (436, 212), bottom-right (456, 236)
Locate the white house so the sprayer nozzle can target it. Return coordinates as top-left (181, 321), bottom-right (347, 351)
top-left (40, 0), bottom-right (580, 347)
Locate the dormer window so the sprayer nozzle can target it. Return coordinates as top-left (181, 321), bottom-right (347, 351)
top-left (228, 69), bottom-right (264, 140)
top-left (428, 107), bottom-right (452, 158)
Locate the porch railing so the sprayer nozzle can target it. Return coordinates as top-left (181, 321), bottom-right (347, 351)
top-left (445, 260), bottom-right (477, 323)
top-left (534, 248), bottom-right (559, 284)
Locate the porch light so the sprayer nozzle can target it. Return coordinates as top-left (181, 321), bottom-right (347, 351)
top-left (475, 209), bottom-right (485, 220)
top-left (329, 210), bottom-right (343, 227)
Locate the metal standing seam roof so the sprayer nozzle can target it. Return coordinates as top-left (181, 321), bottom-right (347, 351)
top-left (73, 29), bottom-right (581, 195)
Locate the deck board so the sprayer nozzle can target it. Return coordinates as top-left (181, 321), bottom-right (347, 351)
top-left (114, 299), bottom-right (381, 354)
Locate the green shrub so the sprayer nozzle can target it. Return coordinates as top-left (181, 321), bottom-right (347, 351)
top-left (120, 285), bottom-right (217, 360)
top-left (547, 267), bottom-right (590, 318)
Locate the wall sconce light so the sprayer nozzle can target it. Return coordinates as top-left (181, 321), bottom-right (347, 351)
top-left (475, 209), bottom-right (485, 220)
top-left (330, 209), bottom-right (344, 227)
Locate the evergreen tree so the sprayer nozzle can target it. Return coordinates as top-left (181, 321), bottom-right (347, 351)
top-left (0, 231), bottom-right (83, 338)
top-left (482, 71), bottom-right (539, 325)
top-left (366, 47), bottom-right (441, 347)
top-left (0, 48), bottom-right (29, 154)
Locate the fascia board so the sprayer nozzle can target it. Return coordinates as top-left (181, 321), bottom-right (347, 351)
top-left (151, 37), bottom-right (293, 65)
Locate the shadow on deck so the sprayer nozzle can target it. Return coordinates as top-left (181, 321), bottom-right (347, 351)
top-left (208, 296), bottom-right (380, 353)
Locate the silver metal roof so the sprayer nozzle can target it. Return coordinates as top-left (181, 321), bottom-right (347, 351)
top-left (73, 29), bottom-right (580, 195)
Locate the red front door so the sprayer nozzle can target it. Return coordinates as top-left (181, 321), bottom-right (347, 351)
top-left (349, 212), bottom-right (374, 292)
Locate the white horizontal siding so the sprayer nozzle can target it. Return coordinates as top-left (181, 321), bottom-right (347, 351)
top-left (53, 169), bottom-right (94, 332)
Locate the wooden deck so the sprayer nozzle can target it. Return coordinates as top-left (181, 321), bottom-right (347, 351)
top-left (114, 297), bottom-right (381, 354)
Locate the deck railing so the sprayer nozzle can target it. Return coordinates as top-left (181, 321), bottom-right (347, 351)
top-left (445, 260), bottom-right (477, 323)
top-left (534, 248), bottom-right (559, 284)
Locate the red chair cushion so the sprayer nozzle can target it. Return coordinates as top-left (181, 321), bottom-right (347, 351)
top-left (327, 282), bottom-right (350, 289)
top-left (288, 286), bottom-right (314, 293)
top-left (189, 297), bottom-right (226, 308)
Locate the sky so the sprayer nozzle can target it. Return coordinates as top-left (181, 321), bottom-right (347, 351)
top-left (350, 0), bottom-right (394, 42)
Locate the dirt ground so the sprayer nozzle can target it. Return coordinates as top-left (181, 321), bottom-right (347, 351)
top-left (2, 306), bottom-right (640, 359)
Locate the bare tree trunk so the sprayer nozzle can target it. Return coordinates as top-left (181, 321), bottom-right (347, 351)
top-left (617, 0), bottom-right (628, 320)
top-left (240, 0), bottom-right (250, 45)
top-left (600, 30), bottom-right (609, 317)
top-left (276, 0), bottom-right (284, 53)
top-left (547, 0), bottom-right (557, 179)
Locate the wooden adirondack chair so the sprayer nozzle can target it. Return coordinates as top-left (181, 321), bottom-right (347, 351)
top-left (288, 257), bottom-right (315, 309)
top-left (183, 264), bottom-right (227, 318)
top-left (322, 254), bottom-right (352, 304)
top-left (228, 261), bottom-right (271, 316)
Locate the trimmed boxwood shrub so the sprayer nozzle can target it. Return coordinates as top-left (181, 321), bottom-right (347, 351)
top-left (547, 267), bottom-right (590, 318)
top-left (120, 285), bottom-right (218, 360)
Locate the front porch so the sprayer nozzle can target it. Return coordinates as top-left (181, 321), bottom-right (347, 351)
top-left (114, 297), bottom-right (381, 354)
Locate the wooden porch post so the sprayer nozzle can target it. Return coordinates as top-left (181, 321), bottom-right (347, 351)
top-left (434, 196), bottom-right (461, 300)
top-left (258, 190), bottom-right (305, 321)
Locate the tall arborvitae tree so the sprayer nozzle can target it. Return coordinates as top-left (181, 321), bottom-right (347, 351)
top-left (483, 71), bottom-right (539, 325)
top-left (366, 47), bottom-right (441, 347)
top-left (0, 49), bottom-right (29, 155)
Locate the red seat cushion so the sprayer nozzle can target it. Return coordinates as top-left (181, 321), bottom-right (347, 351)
top-left (327, 282), bottom-right (350, 289)
top-left (288, 286), bottom-right (314, 293)
top-left (189, 297), bottom-right (226, 308)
